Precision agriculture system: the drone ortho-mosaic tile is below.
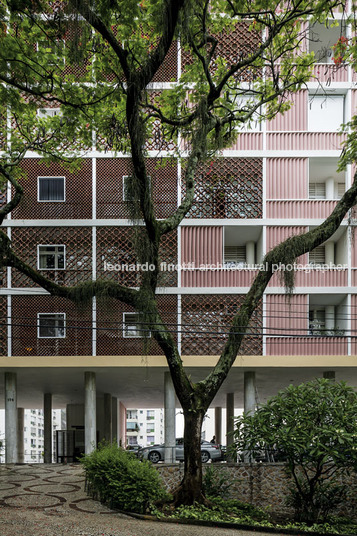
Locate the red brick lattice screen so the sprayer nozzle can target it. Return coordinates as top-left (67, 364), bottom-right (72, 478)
top-left (13, 159), bottom-right (92, 220)
top-left (0, 296), bottom-right (7, 356)
top-left (183, 158), bottom-right (262, 219)
top-left (11, 227), bottom-right (92, 288)
top-left (181, 295), bottom-right (262, 356)
top-left (96, 227), bottom-right (177, 287)
top-left (0, 227), bottom-right (7, 288)
top-left (96, 295), bottom-right (177, 356)
top-left (96, 158), bottom-right (177, 220)
top-left (12, 295), bottom-right (92, 356)
top-left (182, 23), bottom-right (261, 83)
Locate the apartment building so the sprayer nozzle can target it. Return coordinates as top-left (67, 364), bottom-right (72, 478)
top-left (1, 3), bottom-right (357, 462)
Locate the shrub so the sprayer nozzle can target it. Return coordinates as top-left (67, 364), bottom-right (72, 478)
top-left (81, 442), bottom-right (168, 513)
top-left (233, 379), bottom-right (357, 523)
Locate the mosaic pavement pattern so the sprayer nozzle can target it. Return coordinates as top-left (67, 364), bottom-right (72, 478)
top-left (0, 463), bottom-right (113, 515)
top-left (0, 463), bottom-right (286, 536)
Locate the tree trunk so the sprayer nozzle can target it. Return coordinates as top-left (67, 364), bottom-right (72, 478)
top-left (172, 408), bottom-right (208, 505)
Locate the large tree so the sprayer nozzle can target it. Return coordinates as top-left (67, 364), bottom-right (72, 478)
top-left (0, 0), bottom-right (356, 504)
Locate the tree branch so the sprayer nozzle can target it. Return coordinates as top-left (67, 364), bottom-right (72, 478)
top-left (203, 171), bottom-right (357, 402)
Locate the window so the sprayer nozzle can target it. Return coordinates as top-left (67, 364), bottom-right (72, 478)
top-left (309, 309), bottom-right (325, 335)
top-left (38, 245), bottom-right (65, 270)
top-left (309, 21), bottom-right (346, 64)
top-left (38, 313), bottom-right (65, 338)
top-left (337, 182), bottom-right (345, 199)
top-left (38, 177), bottom-right (65, 202)
top-left (308, 95), bottom-right (344, 132)
top-left (146, 410), bottom-right (155, 420)
top-left (37, 108), bottom-right (61, 119)
top-left (224, 245), bottom-right (246, 266)
top-left (309, 246), bottom-right (325, 265)
top-left (123, 313), bottom-right (150, 338)
top-left (309, 182), bottom-right (326, 200)
top-left (147, 435), bottom-right (155, 444)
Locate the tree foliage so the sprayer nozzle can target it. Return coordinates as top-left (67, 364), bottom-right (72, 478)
top-left (233, 379), bottom-right (357, 523)
top-left (0, 0), bottom-right (356, 505)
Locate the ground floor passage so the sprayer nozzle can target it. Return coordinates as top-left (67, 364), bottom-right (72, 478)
top-left (1, 356), bottom-right (357, 463)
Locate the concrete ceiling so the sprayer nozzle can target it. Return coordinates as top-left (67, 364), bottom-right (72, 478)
top-left (1, 362), bottom-right (357, 410)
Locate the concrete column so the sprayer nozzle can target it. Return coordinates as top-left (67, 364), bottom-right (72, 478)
top-left (214, 407), bottom-right (222, 445)
top-left (17, 408), bottom-right (25, 464)
top-left (5, 372), bottom-right (17, 463)
top-left (325, 305), bottom-right (335, 334)
top-left (84, 372), bottom-right (96, 454)
top-left (246, 241), bottom-right (255, 266)
top-left (326, 176), bottom-right (335, 200)
top-left (323, 371), bottom-right (336, 381)
top-left (103, 393), bottom-right (112, 444)
top-left (112, 397), bottom-right (118, 445)
top-left (118, 402), bottom-right (126, 447)
top-left (244, 371), bottom-right (256, 416)
top-left (44, 393), bottom-right (52, 463)
top-left (226, 393), bottom-right (234, 463)
top-left (164, 371), bottom-right (176, 463)
top-left (325, 242), bottom-right (335, 266)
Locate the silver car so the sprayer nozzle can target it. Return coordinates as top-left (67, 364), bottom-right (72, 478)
top-left (137, 438), bottom-right (224, 463)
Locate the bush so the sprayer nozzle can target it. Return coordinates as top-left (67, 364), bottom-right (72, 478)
top-left (232, 379), bottom-right (357, 523)
top-left (81, 442), bottom-right (168, 513)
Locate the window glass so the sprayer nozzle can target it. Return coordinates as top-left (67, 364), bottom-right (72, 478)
top-left (38, 177), bottom-right (65, 201)
top-left (38, 313), bottom-right (65, 338)
top-left (38, 245), bottom-right (65, 269)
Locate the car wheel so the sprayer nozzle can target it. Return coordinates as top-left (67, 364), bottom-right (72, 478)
top-left (201, 451), bottom-right (210, 463)
top-left (148, 451), bottom-right (161, 463)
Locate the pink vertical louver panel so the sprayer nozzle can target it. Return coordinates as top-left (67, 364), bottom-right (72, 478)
top-left (266, 294), bottom-right (307, 336)
top-left (351, 91), bottom-right (357, 117)
top-left (181, 226), bottom-right (223, 267)
top-left (266, 132), bottom-right (346, 151)
top-left (266, 337), bottom-right (348, 355)
top-left (266, 200), bottom-right (338, 219)
top-left (267, 91), bottom-right (307, 131)
top-left (266, 158), bottom-right (308, 199)
top-left (295, 269), bottom-right (348, 287)
top-left (266, 226), bottom-right (308, 251)
top-left (312, 64), bottom-right (348, 83)
top-left (229, 133), bottom-right (263, 151)
top-left (181, 269), bottom-right (258, 287)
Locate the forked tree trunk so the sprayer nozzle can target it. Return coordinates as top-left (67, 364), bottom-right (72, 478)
top-left (172, 408), bottom-right (208, 505)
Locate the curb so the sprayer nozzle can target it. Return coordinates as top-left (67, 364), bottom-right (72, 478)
top-left (119, 511), bottom-right (354, 536)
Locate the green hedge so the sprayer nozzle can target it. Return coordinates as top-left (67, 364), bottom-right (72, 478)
top-left (81, 443), bottom-right (168, 513)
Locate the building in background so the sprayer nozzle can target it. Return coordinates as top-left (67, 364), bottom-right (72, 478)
top-left (1, 5), bottom-right (357, 462)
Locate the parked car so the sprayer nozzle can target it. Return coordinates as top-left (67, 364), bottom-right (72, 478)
top-left (126, 445), bottom-right (142, 456)
top-left (137, 438), bottom-right (224, 463)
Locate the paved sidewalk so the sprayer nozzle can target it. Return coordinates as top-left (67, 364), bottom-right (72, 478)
top-left (0, 464), bottom-right (285, 536)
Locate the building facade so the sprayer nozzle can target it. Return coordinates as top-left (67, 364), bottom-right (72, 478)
top-left (1, 4), bottom-right (357, 462)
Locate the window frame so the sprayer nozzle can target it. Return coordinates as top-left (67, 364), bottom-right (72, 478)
top-left (37, 244), bottom-right (66, 270)
top-left (123, 312), bottom-right (150, 339)
top-left (37, 313), bottom-right (66, 339)
top-left (38, 176), bottom-right (66, 202)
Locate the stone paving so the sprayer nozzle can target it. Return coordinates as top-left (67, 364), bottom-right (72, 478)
top-left (0, 463), bottom-right (286, 536)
